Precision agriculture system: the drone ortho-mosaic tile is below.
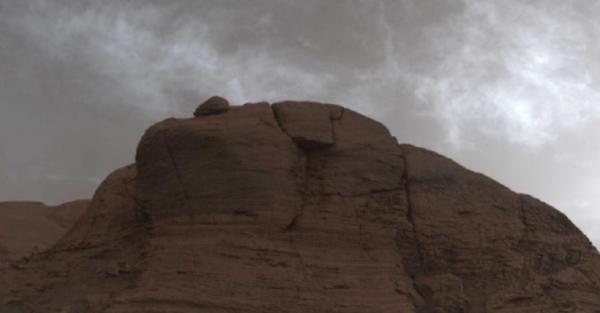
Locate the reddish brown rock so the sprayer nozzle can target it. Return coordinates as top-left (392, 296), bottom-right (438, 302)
top-left (272, 101), bottom-right (337, 149)
top-left (193, 96), bottom-right (229, 116)
top-left (1, 101), bottom-right (599, 312)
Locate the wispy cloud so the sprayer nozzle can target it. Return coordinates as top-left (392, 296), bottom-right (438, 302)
top-left (415, 0), bottom-right (600, 147)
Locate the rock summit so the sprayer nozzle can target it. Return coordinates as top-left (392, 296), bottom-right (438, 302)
top-left (193, 96), bottom-right (230, 116)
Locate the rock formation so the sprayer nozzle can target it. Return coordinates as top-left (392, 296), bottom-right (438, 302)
top-left (193, 96), bottom-right (229, 116)
top-left (1, 99), bottom-right (599, 312)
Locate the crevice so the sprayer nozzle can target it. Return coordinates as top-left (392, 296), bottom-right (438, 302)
top-left (124, 174), bottom-right (152, 225)
top-left (401, 154), bottom-right (426, 271)
top-left (398, 153), bottom-right (428, 310)
top-left (270, 103), bottom-right (336, 150)
top-left (329, 107), bottom-right (344, 144)
top-left (270, 104), bottom-right (290, 140)
top-left (161, 128), bottom-right (192, 210)
top-left (284, 213), bottom-right (301, 232)
top-left (285, 151), bottom-right (310, 232)
top-left (270, 104), bottom-right (310, 232)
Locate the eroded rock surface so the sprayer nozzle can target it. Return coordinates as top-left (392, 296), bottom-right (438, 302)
top-left (1, 101), bottom-right (599, 312)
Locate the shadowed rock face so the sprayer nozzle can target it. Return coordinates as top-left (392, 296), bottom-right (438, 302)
top-left (1, 100), bottom-right (599, 312)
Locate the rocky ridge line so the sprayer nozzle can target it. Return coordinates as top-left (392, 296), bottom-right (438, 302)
top-left (1, 98), bottom-right (598, 312)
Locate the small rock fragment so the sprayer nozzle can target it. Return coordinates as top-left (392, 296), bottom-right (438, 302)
top-left (194, 96), bottom-right (230, 116)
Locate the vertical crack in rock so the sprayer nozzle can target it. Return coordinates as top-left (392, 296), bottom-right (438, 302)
top-left (119, 169), bottom-right (150, 230)
top-left (270, 104), bottom-right (336, 308)
top-left (400, 155), bottom-right (425, 270)
top-left (271, 104), bottom-right (287, 135)
top-left (270, 105), bottom-right (306, 231)
top-left (285, 152), bottom-right (308, 232)
top-left (122, 172), bottom-right (152, 225)
top-left (161, 128), bottom-right (191, 210)
top-left (399, 153), bottom-right (428, 310)
top-left (329, 106), bottom-right (344, 144)
top-left (270, 104), bottom-right (329, 302)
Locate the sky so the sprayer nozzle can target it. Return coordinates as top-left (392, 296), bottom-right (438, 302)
top-left (0, 0), bottom-right (599, 247)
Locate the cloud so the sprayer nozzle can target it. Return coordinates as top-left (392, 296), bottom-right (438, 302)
top-left (414, 0), bottom-right (600, 147)
top-left (2, 1), bottom-right (393, 114)
top-left (10, 0), bottom-right (599, 125)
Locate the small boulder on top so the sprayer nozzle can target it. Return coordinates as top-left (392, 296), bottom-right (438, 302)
top-left (194, 96), bottom-right (230, 116)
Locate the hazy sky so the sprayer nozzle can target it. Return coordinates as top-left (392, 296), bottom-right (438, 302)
top-left (1, 0), bottom-right (599, 247)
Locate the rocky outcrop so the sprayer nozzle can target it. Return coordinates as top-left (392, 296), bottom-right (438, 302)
top-left (272, 101), bottom-right (338, 149)
top-left (193, 96), bottom-right (229, 116)
top-left (1, 99), bottom-right (599, 312)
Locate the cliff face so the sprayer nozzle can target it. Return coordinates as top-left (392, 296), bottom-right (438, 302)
top-left (1, 100), bottom-right (599, 312)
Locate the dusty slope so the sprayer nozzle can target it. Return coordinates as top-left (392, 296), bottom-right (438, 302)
top-left (1, 100), bottom-right (599, 312)
top-left (0, 200), bottom-right (88, 266)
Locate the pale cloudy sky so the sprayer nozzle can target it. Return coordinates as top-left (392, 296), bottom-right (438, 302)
top-left (0, 0), bottom-right (599, 247)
